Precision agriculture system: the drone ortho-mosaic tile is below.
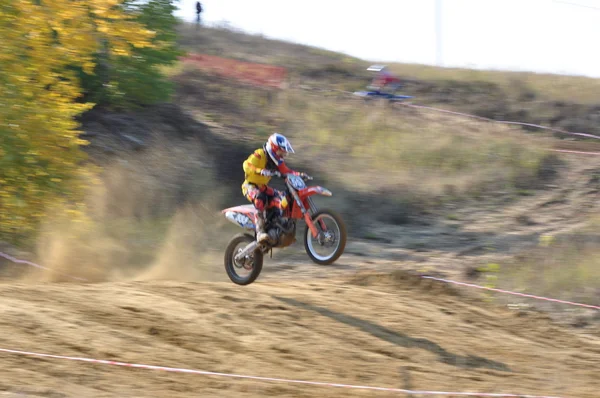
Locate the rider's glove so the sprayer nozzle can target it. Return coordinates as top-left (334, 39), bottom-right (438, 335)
top-left (300, 172), bottom-right (312, 180)
top-left (260, 169), bottom-right (280, 177)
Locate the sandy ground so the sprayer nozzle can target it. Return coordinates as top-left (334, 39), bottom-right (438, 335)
top-left (0, 273), bottom-right (598, 397)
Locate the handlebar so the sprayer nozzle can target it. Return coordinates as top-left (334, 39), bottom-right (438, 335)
top-left (274, 171), bottom-right (312, 181)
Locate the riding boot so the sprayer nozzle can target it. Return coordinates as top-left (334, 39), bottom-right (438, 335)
top-left (255, 211), bottom-right (269, 243)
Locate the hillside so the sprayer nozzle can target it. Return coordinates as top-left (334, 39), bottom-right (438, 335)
top-left (0, 22), bottom-right (598, 398)
top-left (12, 22), bottom-right (595, 319)
top-left (178, 23), bottom-right (600, 138)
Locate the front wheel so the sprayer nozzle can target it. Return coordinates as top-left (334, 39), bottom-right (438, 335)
top-left (224, 233), bottom-right (264, 285)
top-left (304, 209), bottom-right (347, 265)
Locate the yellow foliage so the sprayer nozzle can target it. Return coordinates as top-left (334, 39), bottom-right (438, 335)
top-left (539, 234), bottom-right (556, 247)
top-left (0, 1), bottom-right (155, 244)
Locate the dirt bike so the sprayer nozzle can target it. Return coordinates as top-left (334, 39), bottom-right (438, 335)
top-left (221, 173), bottom-right (347, 285)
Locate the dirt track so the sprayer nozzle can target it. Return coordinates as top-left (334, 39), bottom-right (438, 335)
top-left (0, 272), bottom-right (598, 398)
top-left (0, 153), bottom-right (598, 397)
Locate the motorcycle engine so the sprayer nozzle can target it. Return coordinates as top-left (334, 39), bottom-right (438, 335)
top-left (268, 218), bottom-right (297, 248)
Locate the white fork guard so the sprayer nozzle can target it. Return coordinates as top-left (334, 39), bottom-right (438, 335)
top-left (234, 241), bottom-right (259, 263)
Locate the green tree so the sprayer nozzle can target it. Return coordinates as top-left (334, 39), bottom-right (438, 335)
top-left (0, 0), bottom-right (155, 244)
top-left (79, 0), bottom-right (183, 108)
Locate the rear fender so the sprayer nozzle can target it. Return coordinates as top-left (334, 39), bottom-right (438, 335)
top-left (222, 205), bottom-right (257, 230)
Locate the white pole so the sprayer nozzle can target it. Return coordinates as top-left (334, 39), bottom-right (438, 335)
top-left (436, 0), bottom-right (443, 66)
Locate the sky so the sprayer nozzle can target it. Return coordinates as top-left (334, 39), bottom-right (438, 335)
top-left (174, 0), bottom-right (600, 78)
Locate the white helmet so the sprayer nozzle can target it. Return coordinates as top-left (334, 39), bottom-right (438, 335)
top-left (265, 133), bottom-right (294, 165)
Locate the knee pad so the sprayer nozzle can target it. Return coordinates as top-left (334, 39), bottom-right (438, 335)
top-left (255, 192), bottom-right (268, 211)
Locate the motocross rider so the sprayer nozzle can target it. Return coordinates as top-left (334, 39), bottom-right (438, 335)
top-left (242, 133), bottom-right (309, 243)
top-left (367, 65), bottom-right (402, 94)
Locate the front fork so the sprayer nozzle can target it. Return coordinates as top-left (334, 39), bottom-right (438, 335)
top-left (304, 197), bottom-right (328, 238)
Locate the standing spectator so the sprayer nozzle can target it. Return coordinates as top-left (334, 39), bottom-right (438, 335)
top-left (196, 1), bottom-right (203, 25)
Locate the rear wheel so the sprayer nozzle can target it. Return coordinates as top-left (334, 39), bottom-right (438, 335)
top-left (304, 209), bottom-right (347, 265)
top-left (224, 233), bottom-right (264, 285)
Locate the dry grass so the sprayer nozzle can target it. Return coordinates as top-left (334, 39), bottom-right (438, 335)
top-left (386, 62), bottom-right (600, 104)
top-left (177, 22), bottom-right (600, 105)
top-left (176, 23), bottom-right (364, 69)
top-left (175, 70), bottom-right (556, 204)
top-left (495, 220), bottom-right (600, 308)
top-left (283, 91), bottom-right (553, 194)
top-left (32, 135), bottom-right (230, 283)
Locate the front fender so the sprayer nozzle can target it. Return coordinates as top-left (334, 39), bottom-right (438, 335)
top-left (298, 186), bottom-right (332, 198)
